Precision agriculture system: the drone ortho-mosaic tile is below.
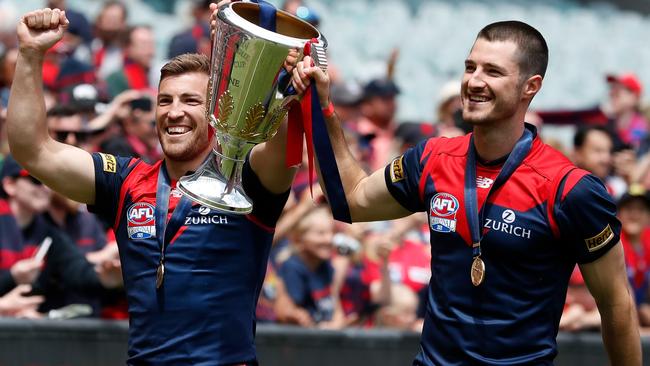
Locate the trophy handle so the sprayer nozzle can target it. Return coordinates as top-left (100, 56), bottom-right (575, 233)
top-left (310, 41), bottom-right (328, 73)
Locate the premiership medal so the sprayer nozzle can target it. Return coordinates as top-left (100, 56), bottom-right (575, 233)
top-left (156, 262), bottom-right (165, 288)
top-left (464, 127), bottom-right (534, 287)
top-left (154, 164), bottom-right (192, 291)
top-left (471, 256), bottom-right (485, 286)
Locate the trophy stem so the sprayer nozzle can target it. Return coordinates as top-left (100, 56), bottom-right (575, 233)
top-left (177, 150), bottom-right (252, 214)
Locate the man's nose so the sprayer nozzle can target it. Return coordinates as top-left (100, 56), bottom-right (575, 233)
top-left (467, 72), bottom-right (487, 90)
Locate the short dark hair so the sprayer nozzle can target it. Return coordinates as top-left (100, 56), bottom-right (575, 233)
top-left (159, 53), bottom-right (210, 83)
top-left (476, 21), bottom-right (548, 79)
top-left (573, 125), bottom-right (612, 149)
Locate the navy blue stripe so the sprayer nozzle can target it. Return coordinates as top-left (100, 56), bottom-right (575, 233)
top-left (311, 84), bottom-right (352, 223)
top-left (465, 128), bottom-right (533, 256)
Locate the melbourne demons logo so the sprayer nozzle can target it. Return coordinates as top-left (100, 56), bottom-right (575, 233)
top-left (430, 193), bottom-right (459, 233)
top-left (126, 202), bottom-right (156, 240)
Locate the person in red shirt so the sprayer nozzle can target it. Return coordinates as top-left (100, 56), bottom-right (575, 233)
top-left (617, 186), bottom-right (650, 327)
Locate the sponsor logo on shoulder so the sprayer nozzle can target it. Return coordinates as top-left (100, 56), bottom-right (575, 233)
top-left (390, 156), bottom-right (405, 183)
top-left (98, 153), bottom-right (117, 173)
top-left (585, 224), bottom-right (614, 252)
top-left (429, 193), bottom-right (459, 233)
top-left (126, 202), bottom-right (156, 239)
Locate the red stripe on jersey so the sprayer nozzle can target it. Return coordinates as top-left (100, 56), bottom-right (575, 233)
top-left (245, 214), bottom-right (275, 233)
top-left (169, 225), bottom-right (188, 246)
top-left (113, 158), bottom-right (141, 230)
top-left (560, 169), bottom-right (589, 202)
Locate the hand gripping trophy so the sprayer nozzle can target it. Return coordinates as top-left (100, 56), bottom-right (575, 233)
top-left (178, 1), bottom-right (327, 213)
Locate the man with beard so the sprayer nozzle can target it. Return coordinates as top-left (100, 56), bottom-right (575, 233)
top-left (8, 4), bottom-right (294, 365)
top-left (291, 21), bottom-right (640, 365)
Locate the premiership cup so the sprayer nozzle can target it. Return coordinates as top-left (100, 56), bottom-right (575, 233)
top-left (178, 1), bottom-right (327, 214)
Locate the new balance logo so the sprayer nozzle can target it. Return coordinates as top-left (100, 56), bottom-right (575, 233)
top-left (476, 176), bottom-right (494, 189)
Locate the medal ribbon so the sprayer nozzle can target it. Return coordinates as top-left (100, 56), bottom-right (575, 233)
top-left (285, 43), bottom-right (352, 223)
top-left (464, 127), bottom-right (534, 260)
top-left (155, 163), bottom-right (193, 287)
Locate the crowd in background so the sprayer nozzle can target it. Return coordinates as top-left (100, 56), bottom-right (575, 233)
top-left (1, 0), bottom-right (650, 335)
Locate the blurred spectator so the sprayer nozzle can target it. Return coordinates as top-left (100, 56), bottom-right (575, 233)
top-left (604, 73), bottom-right (648, 151)
top-left (0, 284), bottom-right (43, 318)
top-left (92, 1), bottom-right (129, 80)
top-left (142, 0), bottom-right (177, 14)
top-left (572, 125), bottom-right (627, 199)
top-left (434, 80), bottom-right (466, 136)
top-left (0, 156), bottom-right (121, 316)
top-left (168, 0), bottom-right (212, 58)
top-left (356, 78), bottom-right (400, 170)
top-left (47, 104), bottom-right (96, 151)
top-left (362, 215), bottom-right (431, 295)
top-left (99, 92), bottom-right (160, 163)
top-left (46, 0), bottom-right (93, 45)
top-left (374, 284), bottom-right (419, 331)
top-left (280, 0), bottom-right (342, 83)
top-left (330, 80), bottom-right (362, 127)
top-left (46, 10), bottom-right (98, 92)
top-left (255, 262), bottom-right (281, 322)
top-left (331, 223), bottom-right (387, 326)
top-left (282, 0), bottom-right (320, 28)
top-left (0, 46), bottom-right (17, 107)
top-left (106, 26), bottom-right (156, 98)
top-left (276, 204), bottom-right (346, 329)
top-left (617, 187), bottom-right (650, 328)
top-left (394, 122), bottom-right (436, 153)
top-left (0, 98), bottom-right (6, 159)
top-left (559, 267), bottom-right (602, 332)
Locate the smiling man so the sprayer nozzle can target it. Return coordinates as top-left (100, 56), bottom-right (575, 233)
top-left (292, 21), bottom-right (641, 365)
top-left (7, 4), bottom-right (295, 365)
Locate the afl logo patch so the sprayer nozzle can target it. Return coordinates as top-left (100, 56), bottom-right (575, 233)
top-left (127, 202), bottom-right (156, 240)
top-left (430, 193), bottom-right (459, 233)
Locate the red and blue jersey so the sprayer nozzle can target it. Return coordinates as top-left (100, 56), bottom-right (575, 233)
top-left (89, 152), bottom-right (288, 365)
top-left (621, 230), bottom-right (650, 305)
top-left (0, 199), bottom-right (34, 271)
top-left (279, 255), bottom-right (335, 323)
top-left (385, 125), bottom-right (620, 365)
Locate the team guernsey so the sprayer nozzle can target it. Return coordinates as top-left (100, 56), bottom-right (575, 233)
top-left (385, 124), bottom-right (621, 365)
top-left (89, 152), bottom-right (288, 365)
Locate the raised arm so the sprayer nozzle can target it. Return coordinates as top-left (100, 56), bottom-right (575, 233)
top-left (291, 56), bottom-right (411, 222)
top-left (7, 8), bottom-right (95, 204)
top-left (580, 244), bottom-right (641, 366)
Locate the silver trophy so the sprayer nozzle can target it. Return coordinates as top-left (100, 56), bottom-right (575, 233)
top-left (178, 1), bottom-right (327, 213)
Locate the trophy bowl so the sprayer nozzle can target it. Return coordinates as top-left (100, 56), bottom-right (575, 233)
top-left (177, 1), bottom-right (327, 214)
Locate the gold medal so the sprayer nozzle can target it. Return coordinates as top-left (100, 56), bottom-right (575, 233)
top-left (156, 262), bottom-right (165, 289)
top-left (471, 256), bottom-right (485, 286)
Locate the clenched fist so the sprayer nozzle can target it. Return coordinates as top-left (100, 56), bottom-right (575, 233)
top-left (17, 8), bottom-right (69, 55)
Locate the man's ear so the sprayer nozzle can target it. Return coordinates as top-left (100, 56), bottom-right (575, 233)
top-left (522, 75), bottom-right (543, 100)
top-left (2, 177), bottom-right (16, 198)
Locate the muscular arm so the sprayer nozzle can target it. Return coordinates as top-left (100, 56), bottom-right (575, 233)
top-left (292, 57), bottom-right (411, 222)
top-left (7, 9), bottom-right (95, 204)
top-left (249, 121), bottom-right (297, 194)
top-left (580, 244), bottom-right (641, 366)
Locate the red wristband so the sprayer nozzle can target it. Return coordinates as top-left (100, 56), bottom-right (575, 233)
top-left (322, 101), bottom-right (335, 118)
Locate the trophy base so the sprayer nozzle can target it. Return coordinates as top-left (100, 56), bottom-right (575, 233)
top-left (177, 175), bottom-right (252, 214)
